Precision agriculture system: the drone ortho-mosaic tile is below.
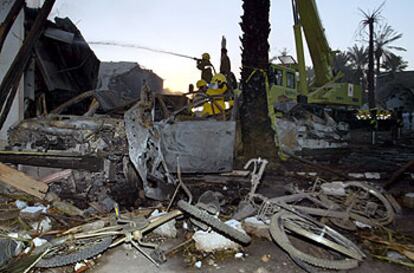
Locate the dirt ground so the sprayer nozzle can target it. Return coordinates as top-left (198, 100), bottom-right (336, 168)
top-left (89, 238), bottom-right (412, 273)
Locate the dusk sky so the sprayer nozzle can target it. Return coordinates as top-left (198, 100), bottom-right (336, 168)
top-left (49, 0), bottom-right (413, 92)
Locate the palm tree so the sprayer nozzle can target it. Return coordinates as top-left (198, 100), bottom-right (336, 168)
top-left (347, 44), bottom-right (368, 89)
top-left (381, 53), bottom-right (408, 73)
top-left (239, 0), bottom-right (277, 158)
top-left (374, 24), bottom-right (406, 74)
top-left (359, 3), bottom-right (383, 109)
top-left (348, 45), bottom-right (368, 71)
top-left (333, 51), bottom-right (351, 75)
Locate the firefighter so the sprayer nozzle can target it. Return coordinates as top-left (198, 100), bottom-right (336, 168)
top-left (197, 53), bottom-right (214, 83)
top-left (193, 79), bottom-right (208, 102)
top-left (196, 79), bottom-right (208, 93)
top-left (202, 73), bottom-right (228, 117)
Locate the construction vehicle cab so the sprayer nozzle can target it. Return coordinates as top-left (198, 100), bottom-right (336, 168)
top-left (268, 63), bottom-right (298, 105)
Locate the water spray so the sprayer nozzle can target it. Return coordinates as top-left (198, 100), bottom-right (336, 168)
top-left (88, 41), bottom-right (199, 61)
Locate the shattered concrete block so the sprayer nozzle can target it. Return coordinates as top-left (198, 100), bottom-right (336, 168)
top-left (150, 210), bottom-right (177, 238)
top-left (364, 172), bottom-right (381, 179)
top-left (192, 220), bottom-right (246, 252)
top-left (32, 237), bottom-right (48, 247)
top-left (321, 182), bottom-right (346, 196)
top-left (234, 252), bottom-right (245, 259)
top-left (242, 217), bottom-right (270, 241)
top-left (194, 261), bottom-right (202, 269)
top-left (349, 173), bottom-right (365, 179)
top-left (30, 217), bottom-right (52, 233)
top-left (15, 200), bottom-right (28, 209)
top-left (20, 204), bottom-right (48, 219)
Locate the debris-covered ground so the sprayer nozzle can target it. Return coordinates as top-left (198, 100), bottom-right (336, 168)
top-left (1, 1), bottom-right (414, 273)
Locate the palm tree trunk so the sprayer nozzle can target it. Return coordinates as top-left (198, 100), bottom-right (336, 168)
top-left (375, 54), bottom-right (381, 75)
top-left (367, 21), bottom-right (376, 109)
top-left (239, 0), bottom-right (277, 159)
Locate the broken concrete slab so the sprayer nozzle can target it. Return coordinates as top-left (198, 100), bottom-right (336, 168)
top-left (242, 217), bottom-right (270, 241)
top-left (192, 220), bottom-right (246, 252)
top-left (150, 210), bottom-right (177, 238)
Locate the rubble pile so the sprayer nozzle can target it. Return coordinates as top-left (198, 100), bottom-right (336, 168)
top-left (0, 1), bottom-right (413, 273)
top-left (5, 115), bottom-right (141, 210)
top-left (276, 107), bottom-right (350, 152)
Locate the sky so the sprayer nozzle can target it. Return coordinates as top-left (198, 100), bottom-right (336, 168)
top-left (45, 0), bottom-right (413, 92)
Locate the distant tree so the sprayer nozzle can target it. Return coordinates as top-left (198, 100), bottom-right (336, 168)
top-left (347, 44), bottom-right (368, 89)
top-left (333, 51), bottom-right (351, 75)
top-left (359, 3), bottom-right (384, 109)
top-left (381, 53), bottom-right (408, 73)
top-left (374, 24), bottom-right (406, 74)
top-left (348, 45), bottom-right (368, 71)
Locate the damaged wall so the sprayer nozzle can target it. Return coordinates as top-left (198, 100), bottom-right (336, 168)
top-left (0, 0), bottom-right (25, 143)
top-left (96, 62), bottom-right (163, 111)
top-left (377, 71), bottom-right (414, 112)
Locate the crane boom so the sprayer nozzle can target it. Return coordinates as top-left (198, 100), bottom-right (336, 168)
top-left (295, 0), bottom-right (334, 87)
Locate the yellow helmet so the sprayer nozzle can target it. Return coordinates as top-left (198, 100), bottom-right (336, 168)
top-left (202, 53), bottom-right (210, 60)
top-left (196, 79), bottom-right (208, 88)
top-left (211, 73), bottom-right (227, 85)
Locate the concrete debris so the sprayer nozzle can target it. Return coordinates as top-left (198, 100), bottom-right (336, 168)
top-left (194, 260), bottom-right (202, 269)
top-left (74, 262), bottom-right (89, 272)
top-left (235, 252), bottom-right (245, 259)
top-left (15, 200), bottom-right (28, 209)
top-left (296, 172), bottom-right (317, 177)
top-left (30, 217), bottom-right (52, 233)
top-left (349, 172), bottom-right (382, 179)
top-left (349, 173), bottom-right (365, 178)
top-left (32, 238), bottom-right (48, 248)
top-left (242, 217), bottom-right (271, 241)
top-left (276, 110), bottom-right (349, 152)
top-left (193, 220), bottom-right (246, 252)
top-left (365, 172), bottom-right (381, 179)
top-left (20, 204), bottom-right (47, 219)
top-left (150, 210), bottom-right (177, 238)
top-left (321, 181), bottom-right (346, 196)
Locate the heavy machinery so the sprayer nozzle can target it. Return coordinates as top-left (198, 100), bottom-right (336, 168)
top-left (266, 0), bottom-right (362, 110)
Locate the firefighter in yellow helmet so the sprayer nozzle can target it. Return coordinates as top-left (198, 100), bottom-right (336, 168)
top-left (196, 53), bottom-right (214, 83)
top-left (196, 79), bottom-right (208, 91)
top-left (193, 79), bottom-right (208, 102)
top-left (202, 73), bottom-right (228, 117)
